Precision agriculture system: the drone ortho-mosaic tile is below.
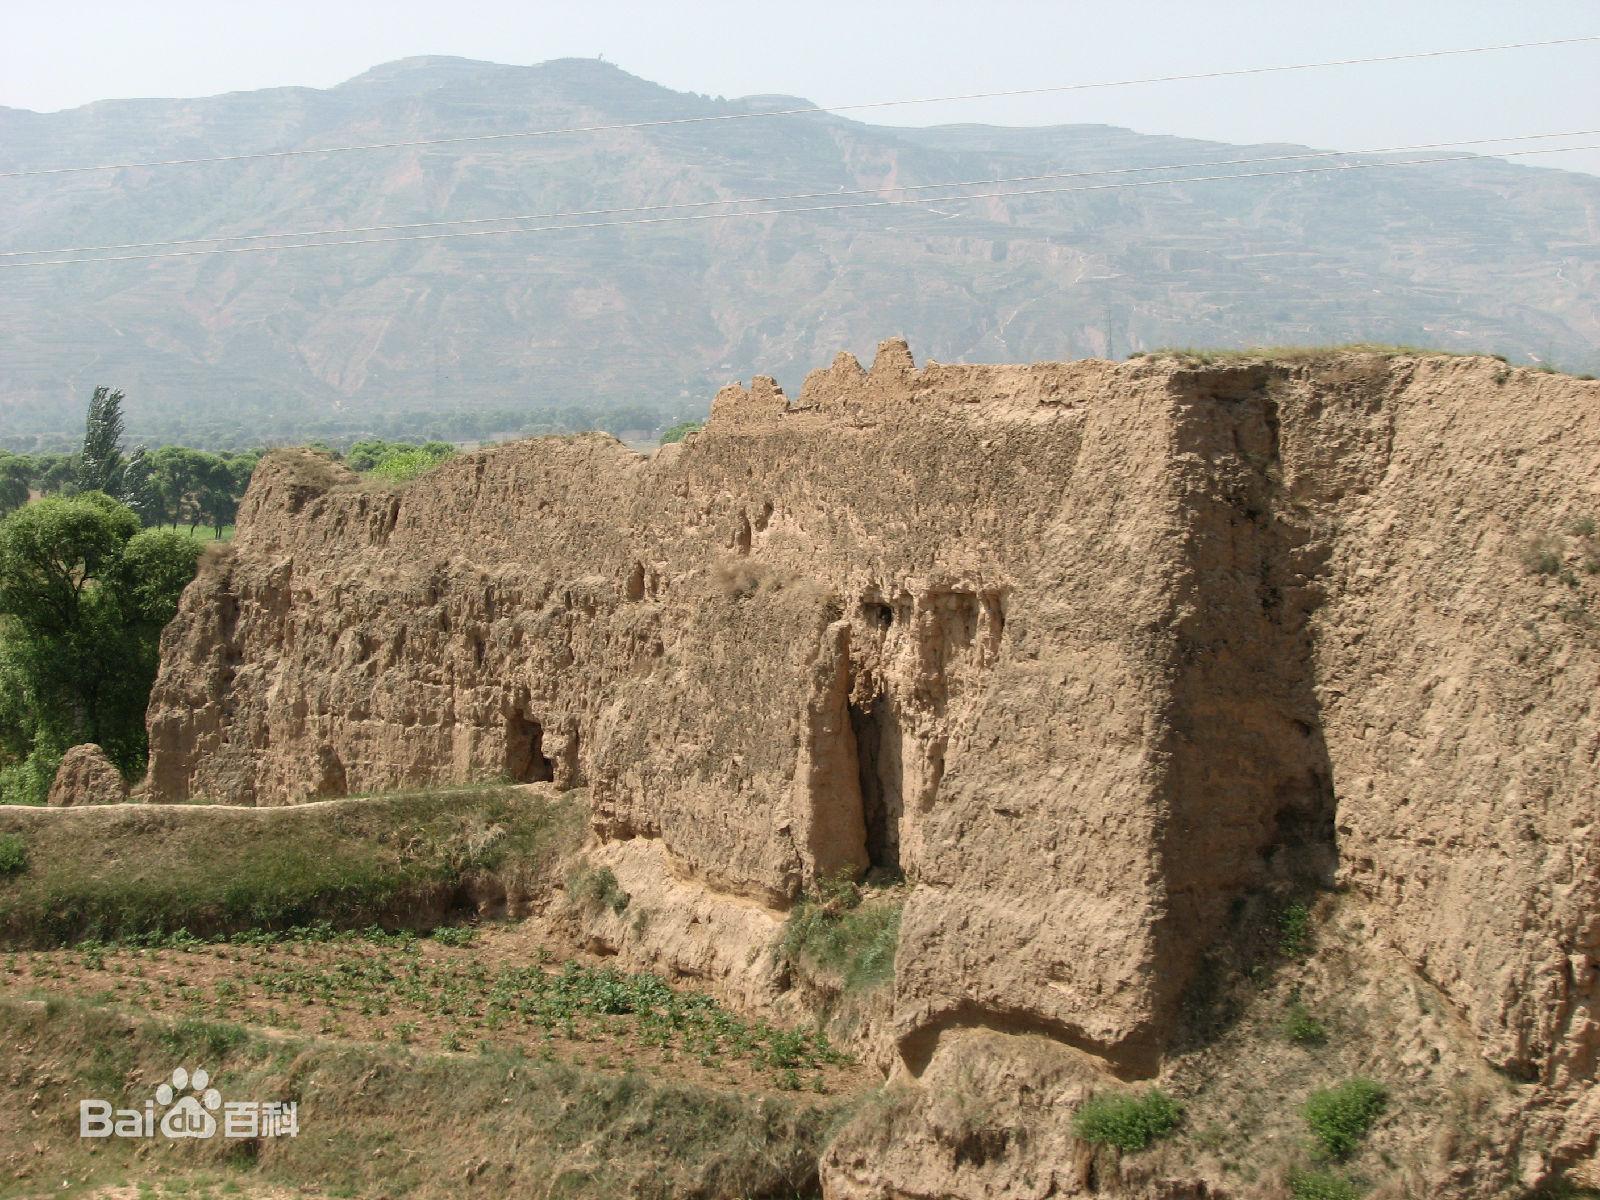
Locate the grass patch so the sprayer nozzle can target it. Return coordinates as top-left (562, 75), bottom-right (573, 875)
top-left (0, 785), bottom-right (583, 946)
top-left (0, 831), bottom-right (26, 875)
top-left (1304, 1078), bottom-right (1388, 1159)
top-left (1284, 999), bottom-right (1328, 1046)
top-left (782, 873), bottom-right (901, 993)
top-left (174, 524), bottom-right (236, 543)
top-left (1071, 1088), bottom-right (1183, 1151)
top-left (1519, 535), bottom-right (1566, 577)
top-left (1291, 1168), bottom-right (1366, 1199)
top-left (1278, 902), bottom-right (1314, 958)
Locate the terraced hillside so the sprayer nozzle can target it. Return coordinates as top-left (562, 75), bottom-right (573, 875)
top-left (0, 787), bottom-right (854, 1198)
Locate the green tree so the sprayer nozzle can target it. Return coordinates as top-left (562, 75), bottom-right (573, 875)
top-left (78, 387), bottom-right (127, 495)
top-left (196, 465), bottom-right (239, 536)
top-left (118, 446), bottom-right (158, 525)
top-left (146, 445), bottom-right (210, 529)
top-left (33, 455), bottom-right (77, 496)
top-left (659, 420), bottom-right (704, 445)
top-left (0, 494), bottom-right (201, 801)
top-left (0, 493), bottom-right (140, 635)
top-left (0, 456), bottom-right (29, 516)
top-left (343, 439), bottom-right (393, 471)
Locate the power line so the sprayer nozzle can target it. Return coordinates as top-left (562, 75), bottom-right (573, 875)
top-left (4, 142), bottom-right (1594, 271)
top-left (2, 35), bottom-right (1596, 181)
top-left (5, 127), bottom-right (1595, 259)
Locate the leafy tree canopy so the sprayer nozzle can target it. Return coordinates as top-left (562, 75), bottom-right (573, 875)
top-left (0, 494), bottom-right (200, 802)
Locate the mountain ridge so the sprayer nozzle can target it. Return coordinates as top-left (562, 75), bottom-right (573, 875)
top-left (2, 55), bottom-right (1597, 447)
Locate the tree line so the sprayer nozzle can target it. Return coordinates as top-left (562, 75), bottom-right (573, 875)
top-left (1, 388), bottom-right (261, 538)
top-left (3, 397), bottom-right (698, 455)
top-left (0, 389), bottom-right (468, 805)
top-left (1, 413), bottom-right (465, 529)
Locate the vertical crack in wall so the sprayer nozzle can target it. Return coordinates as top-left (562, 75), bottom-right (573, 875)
top-left (835, 585), bottom-right (996, 886)
top-left (849, 693), bottom-right (905, 875)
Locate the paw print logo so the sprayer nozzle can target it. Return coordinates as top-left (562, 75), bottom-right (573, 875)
top-left (156, 1067), bottom-right (221, 1139)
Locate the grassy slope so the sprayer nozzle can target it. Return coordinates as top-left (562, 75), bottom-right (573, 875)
top-left (0, 786), bottom-right (584, 946)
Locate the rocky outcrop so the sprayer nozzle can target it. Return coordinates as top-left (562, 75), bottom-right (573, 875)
top-left (144, 342), bottom-right (1600, 1196)
top-left (46, 745), bottom-right (128, 807)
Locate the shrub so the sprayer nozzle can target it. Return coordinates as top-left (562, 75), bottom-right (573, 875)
top-left (1304, 1078), bottom-right (1387, 1158)
top-left (782, 873), bottom-right (901, 993)
top-left (1290, 1168), bottom-right (1364, 1199)
top-left (569, 865), bottom-right (629, 915)
top-left (1071, 1088), bottom-right (1183, 1151)
top-left (346, 440), bottom-right (456, 483)
top-left (0, 749), bottom-right (58, 807)
top-left (366, 446), bottom-right (453, 482)
top-left (1284, 1000), bottom-right (1328, 1046)
top-left (1279, 902), bottom-right (1314, 957)
top-left (0, 833), bottom-right (25, 875)
top-left (1519, 535), bottom-right (1565, 576)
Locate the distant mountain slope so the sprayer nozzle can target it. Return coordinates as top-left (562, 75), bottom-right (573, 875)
top-left (1, 56), bottom-right (1597, 445)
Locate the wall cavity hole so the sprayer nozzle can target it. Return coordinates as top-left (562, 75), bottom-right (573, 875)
top-left (850, 696), bottom-right (904, 874)
top-left (505, 710), bottom-right (554, 783)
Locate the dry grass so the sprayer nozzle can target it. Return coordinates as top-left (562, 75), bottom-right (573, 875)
top-left (262, 447), bottom-right (350, 490)
top-left (1131, 344), bottom-right (1600, 379)
top-left (1132, 343), bottom-right (1508, 365)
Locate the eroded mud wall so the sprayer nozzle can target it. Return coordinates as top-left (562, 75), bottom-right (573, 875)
top-left (146, 346), bottom-right (1600, 1158)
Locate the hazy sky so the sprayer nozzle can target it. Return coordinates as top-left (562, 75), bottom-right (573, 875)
top-left (3, 0), bottom-right (1598, 175)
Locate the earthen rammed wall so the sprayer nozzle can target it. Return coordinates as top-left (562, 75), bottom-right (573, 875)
top-left (144, 342), bottom-right (1600, 1185)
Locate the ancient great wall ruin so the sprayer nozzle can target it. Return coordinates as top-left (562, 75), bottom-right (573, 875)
top-left (129, 340), bottom-right (1600, 1197)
